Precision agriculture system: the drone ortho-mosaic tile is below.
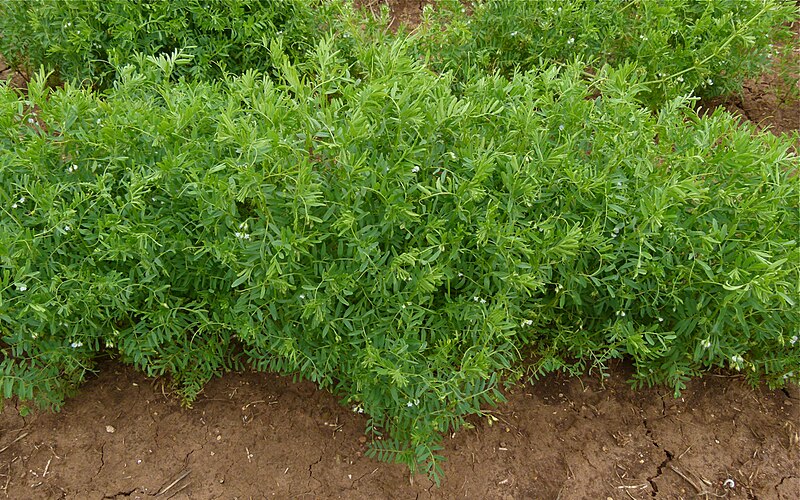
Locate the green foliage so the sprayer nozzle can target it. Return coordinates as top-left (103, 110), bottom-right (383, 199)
top-left (414, 0), bottom-right (798, 105)
top-left (0, 0), bottom-right (342, 88)
top-left (2, 37), bottom-right (798, 479)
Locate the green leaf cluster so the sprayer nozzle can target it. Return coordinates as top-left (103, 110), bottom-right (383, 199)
top-left (1, 37), bottom-right (798, 480)
top-left (0, 0), bottom-right (342, 88)
top-left (413, 0), bottom-right (798, 105)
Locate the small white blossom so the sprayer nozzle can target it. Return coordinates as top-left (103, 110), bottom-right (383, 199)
top-left (28, 117), bottom-right (35, 124)
top-left (70, 341), bottom-right (83, 348)
top-left (510, 31), bottom-right (518, 37)
top-left (676, 75), bottom-right (684, 83)
top-left (790, 335), bottom-right (798, 345)
top-left (707, 78), bottom-right (714, 86)
top-left (299, 294), bottom-right (305, 300)
top-left (558, 124), bottom-right (565, 131)
top-left (658, 317), bottom-right (664, 322)
top-left (411, 166), bottom-right (420, 174)
top-left (700, 338), bottom-right (712, 349)
top-left (473, 296), bottom-right (480, 302)
top-left (96, 118), bottom-right (101, 124)
top-left (521, 319), bottom-right (534, 327)
top-left (567, 37), bottom-right (575, 45)
top-left (457, 272), bottom-right (464, 277)
top-left (16, 283), bottom-right (28, 292)
top-left (480, 298), bottom-right (487, 304)
top-left (234, 232), bottom-right (251, 240)
top-left (64, 225), bottom-right (71, 232)
top-left (731, 354), bottom-right (744, 370)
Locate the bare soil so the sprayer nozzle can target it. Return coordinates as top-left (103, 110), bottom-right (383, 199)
top-left (1, 360), bottom-right (798, 499)
top-left (2, 3), bottom-right (799, 499)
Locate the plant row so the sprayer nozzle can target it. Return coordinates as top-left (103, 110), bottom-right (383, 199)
top-left (2, 39), bottom-right (798, 478)
top-left (1, 0), bottom-right (796, 106)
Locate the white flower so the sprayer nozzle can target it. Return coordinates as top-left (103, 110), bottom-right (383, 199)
top-left (411, 166), bottom-right (420, 174)
top-left (28, 117), bottom-right (35, 124)
top-left (16, 283), bottom-right (28, 292)
top-left (457, 272), bottom-right (464, 277)
top-left (19, 197), bottom-right (25, 204)
top-left (707, 78), bottom-right (714, 86)
top-left (11, 203), bottom-right (17, 209)
top-left (567, 37), bottom-right (575, 45)
top-left (64, 225), bottom-right (71, 232)
top-left (558, 124), bottom-right (565, 131)
top-left (510, 31), bottom-right (518, 37)
top-left (480, 298), bottom-right (486, 304)
top-left (66, 164), bottom-right (78, 173)
top-left (521, 319), bottom-right (533, 327)
top-left (234, 232), bottom-right (250, 240)
top-left (406, 401), bottom-right (413, 407)
top-left (700, 339), bottom-right (712, 349)
top-left (96, 118), bottom-right (101, 124)
top-left (299, 294), bottom-right (305, 300)
top-left (473, 296), bottom-right (480, 302)
top-left (70, 341), bottom-right (83, 348)
top-left (790, 335), bottom-right (798, 345)
top-left (616, 311), bottom-right (626, 317)
top-left (658, 317), bottom-right (664, 323)
top-left (731, 355), bottom-right (744, 370)
top-left (676, 75), bottom-right (684, 83)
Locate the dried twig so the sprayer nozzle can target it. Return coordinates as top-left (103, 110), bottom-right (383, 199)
top-left (156, 469), bottom-right (190, 497)
top-left (0, 432), bottom-right (29, 455)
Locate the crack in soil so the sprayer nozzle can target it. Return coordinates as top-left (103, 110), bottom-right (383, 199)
top-left (102, 488), bottom-right (136, 499)
top-left (775, 474), bottom-right (797, 493)
top-left (96, 442), bottom-right (107, 477)
top-left (643, 417), bottom-right (674, 497)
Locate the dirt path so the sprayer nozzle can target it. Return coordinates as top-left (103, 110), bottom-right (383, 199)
top-left (1, 360), bottom-right (797, 499)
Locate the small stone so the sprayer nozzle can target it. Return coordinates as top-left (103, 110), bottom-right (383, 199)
top-left (105, 425), bottom-right (116, 433)
top-left (358, 436), bottom-right (367, 444)
top-left (216, 435), bottom-right (222, 441)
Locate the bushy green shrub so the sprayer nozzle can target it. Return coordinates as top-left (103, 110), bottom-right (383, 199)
top-left (0, 0), bottom-right (341, 88)
top-left (1, 39), bottom-right (798, 479)
top-left (415, 0), bottom-right (798, 105)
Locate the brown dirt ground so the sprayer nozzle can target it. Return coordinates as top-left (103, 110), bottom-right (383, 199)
top-left (2, 3), bottom-right (799, 499)
top-left (1, 360), bottom-right (798, 500)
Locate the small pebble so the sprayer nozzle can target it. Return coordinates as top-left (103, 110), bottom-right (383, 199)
top-left (105, 425), bottom-right (116, 433)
